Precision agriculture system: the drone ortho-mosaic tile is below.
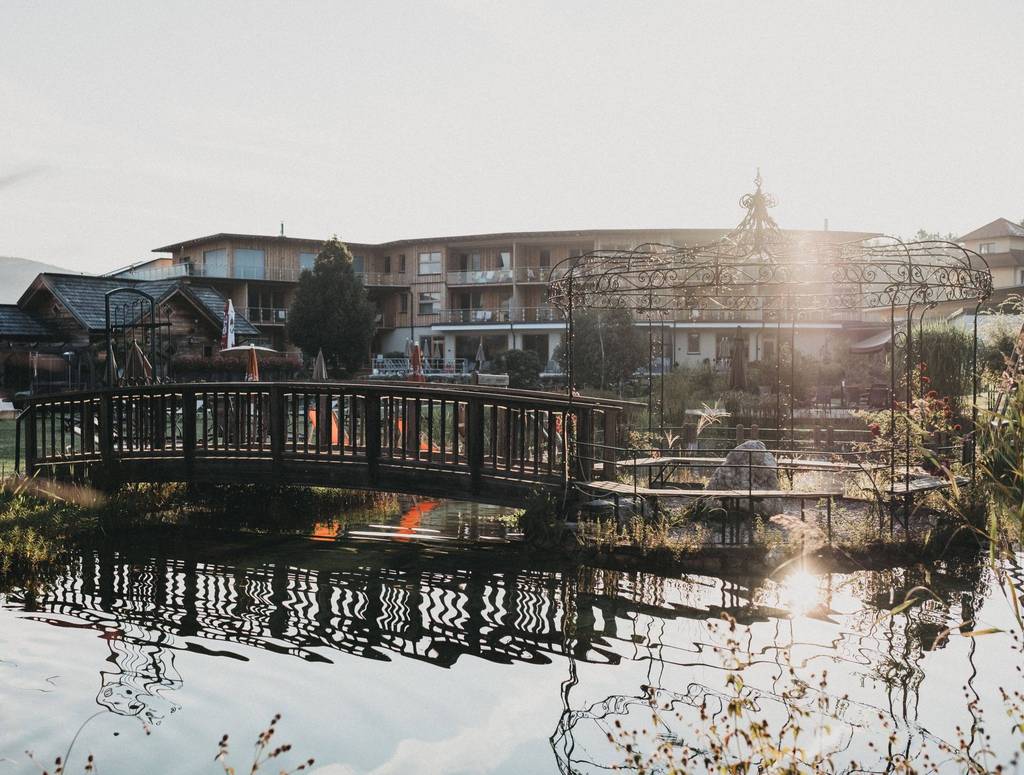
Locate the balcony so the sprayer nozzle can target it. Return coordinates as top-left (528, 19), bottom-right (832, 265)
top-left (445, 268), bottom-right (514, 286)
top-left (243, 307), bottom-right (289, 325)
top-left (436, 307), bottom-right (563, 325)
top-left (118, 263), bottom-right (409, 286)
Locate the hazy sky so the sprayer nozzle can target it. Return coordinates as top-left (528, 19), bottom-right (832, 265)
top-left (2, 1), bottom-right (1022, 273)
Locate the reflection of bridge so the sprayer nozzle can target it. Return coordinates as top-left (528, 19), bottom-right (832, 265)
top-left (16, 382), bottom-right (623, 505)
top-left (22, 548), bottom-right (699, 671)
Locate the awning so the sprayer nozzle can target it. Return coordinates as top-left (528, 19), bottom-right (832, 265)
top-left (849, 330), bottom-right (892, 354)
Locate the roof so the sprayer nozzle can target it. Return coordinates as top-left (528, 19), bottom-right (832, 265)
top-left (0, 304), bottom-right (61, 340)
top-left (152, 227), bottom-right (877, 254)
top-left (959, 218), bottom-right (1024, 242)
top-left (17, 273), bottom-right (260, 336)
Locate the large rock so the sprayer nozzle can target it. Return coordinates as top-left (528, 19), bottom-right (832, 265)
top-left (706, 440), bottom-right (779, 512)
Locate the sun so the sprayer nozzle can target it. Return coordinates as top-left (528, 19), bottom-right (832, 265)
top-left (779, 569), bottom-right (823, 617)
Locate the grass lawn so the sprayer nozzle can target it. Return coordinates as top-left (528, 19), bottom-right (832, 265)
top-left (0, 418), bottom-right (16, 476)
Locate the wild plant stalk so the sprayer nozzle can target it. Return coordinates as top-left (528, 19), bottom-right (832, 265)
top-left (610, 613), bottom-right (1024, 773)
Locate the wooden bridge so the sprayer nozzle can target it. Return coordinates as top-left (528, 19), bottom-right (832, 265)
top-left (15, 382), bottom-right (624, 505)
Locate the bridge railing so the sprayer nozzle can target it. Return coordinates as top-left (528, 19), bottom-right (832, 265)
top-left (17, 382), bottom-right (624, 498)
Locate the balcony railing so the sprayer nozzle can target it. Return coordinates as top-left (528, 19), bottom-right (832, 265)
top-left (115, 264), bottom-right (409, 286)
top-left (436, 307), bottom-right (563, 325)
top-left (514, 266), bottom-right (565, 283)
top-left (369, 356), bottom-right (471, 377)
top-left (445, 268), bottom-right (514, 285)
top-left (243, 307), bottom-right (289, 325)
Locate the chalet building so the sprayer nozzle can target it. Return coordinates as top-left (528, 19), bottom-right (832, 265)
top-left (120, 221), bottom-right (877, 373)
top-left (958, 217), bottom-right (1024, 302)
top-left (0, 274), bottom-right (258, 393)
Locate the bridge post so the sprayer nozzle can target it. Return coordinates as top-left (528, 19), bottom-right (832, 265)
top-left (602, 408), bottom-right (619, 482)
top-left (98, 390), bottom-right (114, 467)
top-left (182, 388), bottom-right (196, 479)
top-left (270, 385), bottom-right (285, 473)
top-left (576, 408), bottom-right (594, 481)
top-left (82, 400), bottom-right (95, 457)
top-left (23, 405), bottom-right (36, 477)
top-left (95, 389), bottom-right (117, 489)
top-left (365, 393), bottom-right (381, 483)
top-left (467, 398), bottom-right (483, 493)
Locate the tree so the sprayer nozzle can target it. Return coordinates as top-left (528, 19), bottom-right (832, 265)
top-left (910, 228), bottom-right (959, 242)
top-left (490, 349), bottom-right (542, 389)
top-left (287, 237), bottom-right (377, 376)
top-left (557, 308), bottom-right (646, 391)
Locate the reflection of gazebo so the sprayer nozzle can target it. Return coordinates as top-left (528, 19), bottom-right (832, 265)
top-left (548, 173), bottom-right (993, 483)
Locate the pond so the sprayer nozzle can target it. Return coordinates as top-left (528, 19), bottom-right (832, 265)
top-left (1, 499), bottom-right (1021, 773)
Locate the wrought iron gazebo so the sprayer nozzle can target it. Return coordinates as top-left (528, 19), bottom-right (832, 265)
top-left (548, 174), bottom-right (993, 484)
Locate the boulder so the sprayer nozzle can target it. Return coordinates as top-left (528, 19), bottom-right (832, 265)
top-left (706, 440), bottom-right (779, 513)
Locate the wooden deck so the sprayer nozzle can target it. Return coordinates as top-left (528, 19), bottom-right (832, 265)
top-left (582, 479), bottom-right (843, 501)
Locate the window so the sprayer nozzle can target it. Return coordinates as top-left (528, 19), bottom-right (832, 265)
top-left (352, 255), bottom-right (365, 273)
top-left (458, 252), bottom-right (481, 272)
top-left (399, 254), bottom-right (406, 273)
top-left (687, 332), bottom-right (701, 354)
top-left (1018, 269), bottom-right (1024, 286)
top-left (383, 255), bottom-right (391, 274)
top-left (418, 292), bottom-right (440, 315)
top-left (761, 338), bottom-right (776, 361)
top-left (234, 249), bottom-right (265, 279)
top-left (498, 250), bottom-right (511, 268)
top-left (419, 251), bottom-right (442, 274)
top-left (203, 249), bottom-right (228, 278)
top-left (399, 294), bottom-right (408, 313)
top-left (539, 249), bottom-right (551, 268)
top-left (980, 242), bottom-right (996, 254)
top-left (299, 252), bottom-right (317, 272)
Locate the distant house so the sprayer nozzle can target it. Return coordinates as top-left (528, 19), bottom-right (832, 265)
top-left (959, 218), bottom-right (1024, 297)
top-left (0, 273), bottom-right (259, 394)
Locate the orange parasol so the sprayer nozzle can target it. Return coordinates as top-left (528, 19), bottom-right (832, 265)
top-left (409, 343), bottom-right (426, 383)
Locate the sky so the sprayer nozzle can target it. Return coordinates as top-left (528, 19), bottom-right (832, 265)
top-left (1, 0), bottom-right (1022, 274)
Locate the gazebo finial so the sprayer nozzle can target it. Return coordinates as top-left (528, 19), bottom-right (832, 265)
top-left (726, 169), bottom-right (783, 258)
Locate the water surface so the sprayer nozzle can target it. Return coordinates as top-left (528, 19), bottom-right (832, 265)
top-left (1, 500), bottom-right (1021, 773)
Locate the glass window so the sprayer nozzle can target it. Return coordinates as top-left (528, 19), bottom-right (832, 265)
top-left (383, 255), bottom-right (391, 274)
top-left (419, 251), bottom-right (442, 275)
top-left (399, 254), bottom-right (406, 273)
top-left (418, 292), bottom-right (440, 315)
top-left (498, 250), bottom-right (511, 268)
top-left (687, 332), bottom-right (701, 354)
top-left (352, 255), bottom-right (365, 274)
top-left (980, 242), bottom-right (996, 254)
top-left (539, 249), bottom-right (551, 267)
top-left (399, 294), bottom-right (408, 313)
top-left (234, 249), bottom-right (265, 279)
top-left (203, 249), bottom-right (228, 278)
top-left (299, 252), bottom-right (317, 272)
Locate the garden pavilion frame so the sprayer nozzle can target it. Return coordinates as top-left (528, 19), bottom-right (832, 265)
top-left (548, 176), bottom-right (993, 486)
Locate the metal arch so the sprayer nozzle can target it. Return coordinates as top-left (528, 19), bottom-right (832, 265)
top-left (105, 287), bottom-right (166, 386)
top-left (546, 174), bottom-right (994, 487)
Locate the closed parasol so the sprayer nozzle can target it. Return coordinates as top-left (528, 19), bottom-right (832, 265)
top-left (311, 348), bottom-right (328, 382)
top-left (409, 343), bottom-right (426, 382)
top-left (729, 327), bottom-right (747, 391)
top-left (245, 344), bottom-right (260, 382)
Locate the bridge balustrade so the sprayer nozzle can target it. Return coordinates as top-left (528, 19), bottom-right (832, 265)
top-left (17, 382), bottom-right (622, 504)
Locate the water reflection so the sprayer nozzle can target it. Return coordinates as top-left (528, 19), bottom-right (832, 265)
top-left (4, 539), bottom-right (1017, 772)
